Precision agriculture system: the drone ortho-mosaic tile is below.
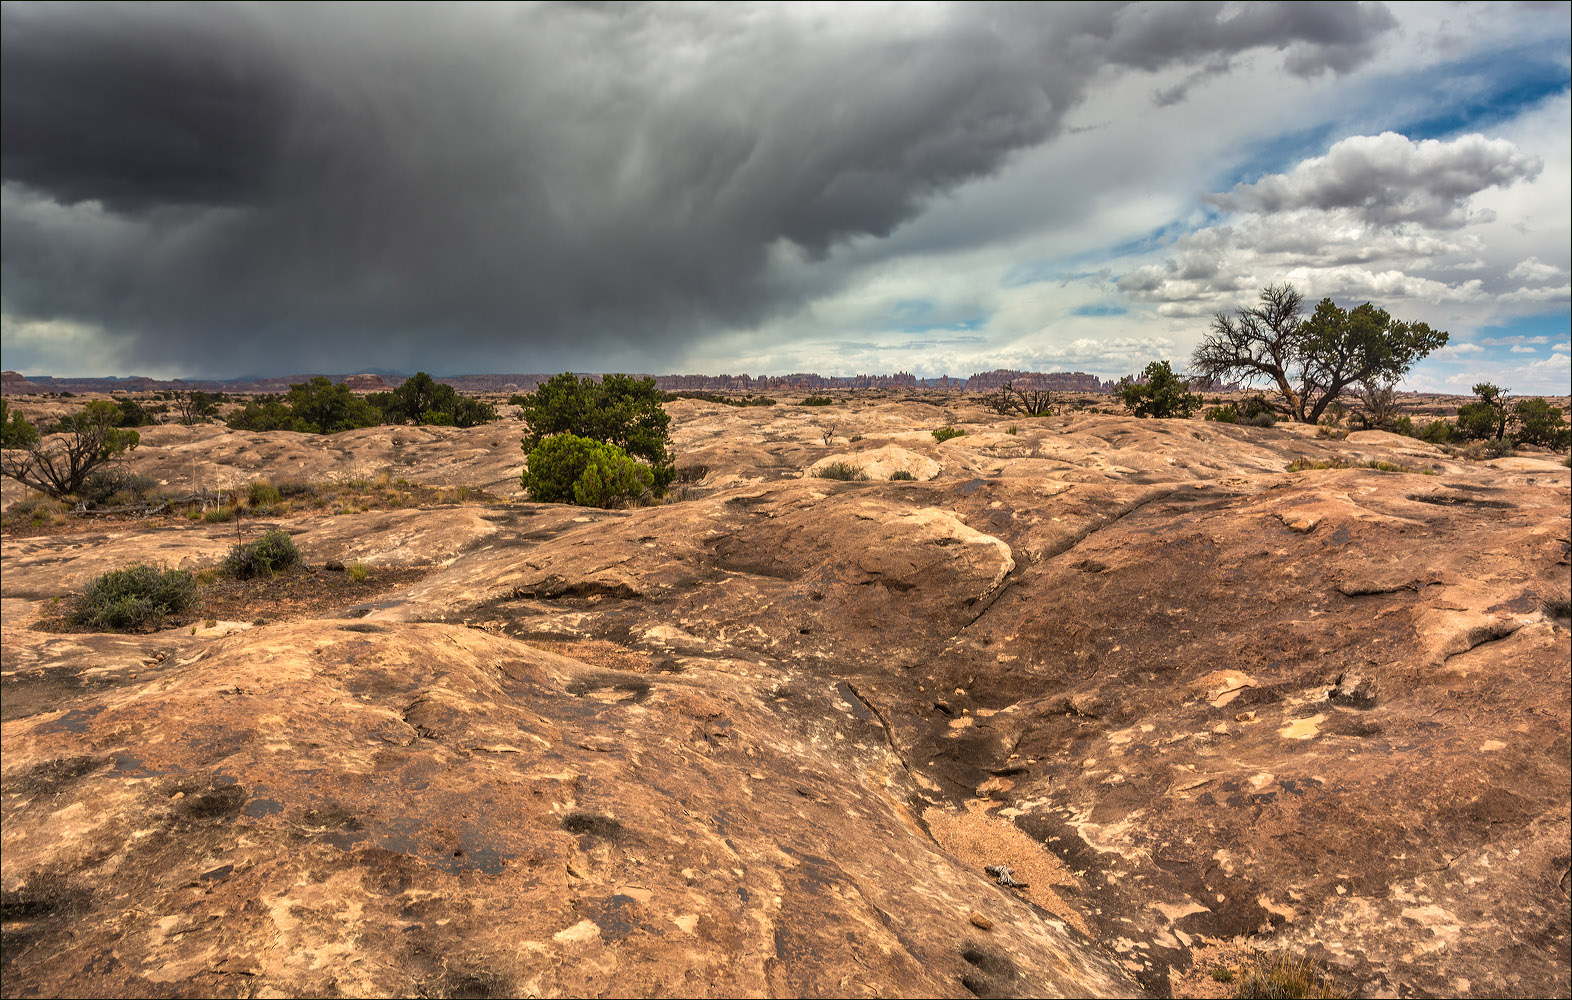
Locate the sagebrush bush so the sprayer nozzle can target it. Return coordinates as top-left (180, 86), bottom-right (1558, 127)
top-left (248, 479), bottom-right (283, 507)
top-left (931, 426), bottom-right (965, 442)
top-left (3, 492), bottom-right (69, 527)
top-left (522, 433), bottom-right (654, 507)
top-left (1230, 954), bottom-right (1339, 999)
top-left (223, 529), bottom-right (302, 578)
top-left (816, 462), bottom-right (868, 481)
top-left (76, 468), bottom-right (159, 507)
top-left (72, 564), bottom-right (198, 631)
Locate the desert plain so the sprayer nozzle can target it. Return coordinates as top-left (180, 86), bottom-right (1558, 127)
top-left (2, 393), bottom-right (1569, 998)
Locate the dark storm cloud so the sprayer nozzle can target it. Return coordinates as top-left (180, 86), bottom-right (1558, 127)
top-left (1, 2), bottom-right (1397, 375)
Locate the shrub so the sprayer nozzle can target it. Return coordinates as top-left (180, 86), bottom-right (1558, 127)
top-left (1, 400), bottom-right (41, 449)
top-left (522, 433), bottom-right (653, 507)
top-left (1243, 412), bottom-right (1278, 428)
top-left (1006, 425), bottom-right (1018, 435)
top-left (932, 426), bottom-right (965, 442)
top-left (71, 564), bottom-right (198, 631)
top-left (78, 469), bottom-right (159, 507)
top-left (518, 374), bottom-right (674, 492)
top-left (801, 396), bottom-right (835, 406)
top-left (1230, 954), bottom-right (1339, 999)
top-left (1119, 360), bottom-right (1202, 418)
top-left (1512, 397), bottom-right (1570, 450)
top-left (3, 492), bottom-right (69, 528)
top-left (0, 400), bottom-right (140, 499)
top-left (816, 462), bottom-right (868, 481)
top-left (203, 506), bottom-right (236, 523)
top-left (890, 470), bottom-right (917, 481)
top-left (347, 563), bottom-right (370, 582)
top-left (222, 529), bottom-right (302, 578)
top-left (248, 479), bottom-right (283, 507)
top-left (1206, 404), bottom-right (1238, 423)
top-left (110, 397), bottom-right (158, 427)
top-left (661, 391), bottom-right (776, 407)
top-left (1417, 419), bottom-right (1453, 444)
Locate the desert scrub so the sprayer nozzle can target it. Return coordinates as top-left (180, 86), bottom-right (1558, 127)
top-left (1230, 954), bottom-right (1340, 999)
top-left (248, 479), bottom-right (283, 508)
top-left (3, 492), bottom-right (69, 529)
top-left (203, 506), bottom-right (236, 523)
top-left (222, 529), bottom-right (302, 578)
top-left (800, 395), bottom-right (834, 406)
top-left (71, 564), bottom-right (198, 631)
top-left (890, 470), bottom-right (917, 481)
top-left (1286, 458), bottom-right (1431, 474)
top-left (816, 462), bottom-right (868, 481)
top-left (347, 562), bottom-right (370, 582)
top-left (931, 426), bottom-right (965, 442)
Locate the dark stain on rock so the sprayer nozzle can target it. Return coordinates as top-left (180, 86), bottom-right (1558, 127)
top-left (561, 811), bottom-right (624, 840)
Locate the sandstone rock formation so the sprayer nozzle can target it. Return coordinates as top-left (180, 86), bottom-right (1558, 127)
top-left (3, 398), bottom-right (1568, 997)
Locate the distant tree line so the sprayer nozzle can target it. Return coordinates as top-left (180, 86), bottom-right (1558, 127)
top-left (227, 373), bottom-right (498, 433)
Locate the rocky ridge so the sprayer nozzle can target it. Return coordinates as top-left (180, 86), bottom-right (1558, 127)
top-left (3, 397), bottom-right (1568, 997)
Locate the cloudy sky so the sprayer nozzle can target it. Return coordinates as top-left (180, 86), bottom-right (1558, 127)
top-left (2, 1), bottom-right (1568, 392)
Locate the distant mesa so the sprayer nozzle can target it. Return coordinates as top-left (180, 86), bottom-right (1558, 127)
top-left (2, 371), bottom-right (42, 394)
top-left (343, 373), bottom-right (389, 391)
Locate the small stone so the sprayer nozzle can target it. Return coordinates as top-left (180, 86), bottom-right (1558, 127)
top-left (969, 910), bottom-right (994, 930)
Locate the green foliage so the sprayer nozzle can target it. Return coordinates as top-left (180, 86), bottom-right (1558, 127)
top-left (72, 563), bottom-right (198, 631)
top-left (801, 395), bottom-right (835, 406)
top-left (171, 389), bottom-right (222, 424)
top-left (2, 492), bottom-right (69, 529)
top-left (347, 563), bottom-right (370, 582)
top-left (1205, 404), bottom-right (1238, 423)
top-left (248, 479), bottom-right (283, 508)
top-left (890, 470), bottom-right (917, 481)
top-left (1455, 382), bottom-right (1510, 441)
top-left (226, 396), bottom-right (297, 432)
top-left (518, 373), bottom-right (674, 491)
top-left (815, 461), bottom-right (868, 481)
top-left (931, 426), bottom-right (966, 442)
top-left (1, 400), bottom-right (40, 449)
top-left (203, 506), bottom-right (236, 523)
top-left (0, 400), bottom-right (140, 499)
top-left (1192, 284), bottom-right (1447, 422)
top-left (1119, 360), bottom-right (1201, 418)
top-left (285, 376), bottom-right (382, 433)
top-left (110, 396), bottom-right (158, 427)
top-left (661, 391), bottom-right (776, 407)
top-left (78, 469), bottom-right (159, 506)
top-left (522, 433), bottom-right (653, 507)
top-left (1512, 397), bottom-right (1570, 450)
top-left (222, 529), bottom-right (302, 578)
top-left (381, 372), bottom-right (498, 427)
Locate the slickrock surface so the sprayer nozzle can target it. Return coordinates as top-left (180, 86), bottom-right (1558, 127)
top-left (4, 399), bottom-right (1569, 998)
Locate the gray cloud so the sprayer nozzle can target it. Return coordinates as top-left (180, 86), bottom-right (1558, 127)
top-left (1206, 131), bottom-right (1543, 229)
top-left (1, 1), bottom-right (1397, 375)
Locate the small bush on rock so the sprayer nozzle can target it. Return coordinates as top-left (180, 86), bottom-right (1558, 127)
top-left (72, 564), bottom-right (197, 631)
top-left (890, 470), bottom-right (917, 481)
top-left (816, 462), bottom-right (868, 481)
top-left (932, 426), bottom-right (965, 442)
top-left (223, 529), bottom-right (302, 578)
top-left (522, 433), bottom-right (653, 507)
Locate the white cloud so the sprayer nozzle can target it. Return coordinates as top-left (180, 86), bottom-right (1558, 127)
top-left (1206, 131), bottom-right (1541, 229)
top-left (1508, 256), bottom-right (1565, 282)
